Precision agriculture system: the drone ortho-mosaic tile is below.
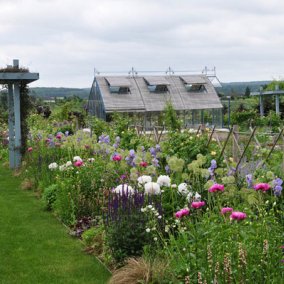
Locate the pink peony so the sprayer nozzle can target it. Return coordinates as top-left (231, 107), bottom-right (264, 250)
top-left (209, 183), bottom-right (224, 193)
top-left (254, 183), bottom-right (270, 192)
top-left (191, 201), bottom-right (206, 209)
top-left (74, 160), bottom-right (84, 167)
top-left (175, 208), bottom-right (190, 218)
top-left (27, 147), bottom-right (33, 152)
top-left (230, 211), bottom-right (247, 221)
top-left (112, 154), bottom-right (122, 161)
top-left (221, 207), bottom-right (233, 214)
top-left (139, 161), bottom-right (148, 167)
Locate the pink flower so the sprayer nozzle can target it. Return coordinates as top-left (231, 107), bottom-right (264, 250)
top-left (74, 160), bottom-right (84, 167)
top-left (230, 211), bottom-right (247, 221)
top-left (191, 201), bottom-right (206, 209)
top-left (221, 207), bottom-right (233, 214)
top-left (112, 154), bottom-right (122, 161)
top-left (209, 183), bottom-right (224, 193)
top-left (254, 183), bottom-right (270, 192)
top-left (56, 134), bottom-right (62, 140)
top-left (139, 161), bottom-right (148, 167)
top-left (85, 144), bottom-right (90, 149)
top-left (27, 147), bottom-right (33, 152)
top-left (175, 208), bottom-right (190, 218)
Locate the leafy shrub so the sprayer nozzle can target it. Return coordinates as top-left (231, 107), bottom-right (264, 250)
top-left (41, 184), bottom-right (58, 210)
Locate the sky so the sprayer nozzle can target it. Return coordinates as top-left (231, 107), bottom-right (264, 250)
top-left (1, 0), bottom-right (284, 87)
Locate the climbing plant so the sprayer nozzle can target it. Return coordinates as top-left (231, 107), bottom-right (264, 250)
top-left (20, 83), bottom-right (33, 155)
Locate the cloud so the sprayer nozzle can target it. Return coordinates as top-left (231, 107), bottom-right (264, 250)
top-left (0, 0), bottom-right (284, 86)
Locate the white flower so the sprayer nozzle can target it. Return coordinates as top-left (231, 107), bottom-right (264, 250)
top-left (82, 128), bottom-right (91, 133)
top-left (147, 205), bottom-right (153, 209)
top-left (186, 191), bottom-right (193, 202)
top-left (157, 175), bottom-right (171, 187)
top-left (144, 182), bottom-right (161, 195)
top-left (158, 215), bottom-right (162, 219)
top-left (88, 158), bottom-right (95, 163)
top-left (73, 156), bottom-right (82, 162)
top-left (59, 165), bottom-right (66, 171)
top-left (113, 184), bottom-right (134, 195)
top-left (146, 228), bottom-right (151, 233)
top-left (65, 161), bottom-right (72, 167)
top-left (178, 183), bottom-right (189, 196)
top-left (137, 175), bottom-right (152, 185)
top-left (194, 192), bottom-right (201, 201)
top-left (189, 128), bottom-right (196, 133)
top-left (154, 237), bottom-right (158, 241)
top-left (171, 184), bottom-right (177, 188)
top-left (48, 162), bottom-right (58, 170)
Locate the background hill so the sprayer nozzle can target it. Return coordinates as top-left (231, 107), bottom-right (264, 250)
top-left (29, 81), bottom-right (272, 100)
top-left (29, 87), bottom-right (90, 99)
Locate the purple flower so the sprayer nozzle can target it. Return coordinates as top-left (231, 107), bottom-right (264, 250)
top-left (152, 158), bottom-right (159, 167)
top-left (150, 147), bottom-right (156, 157)
top-left (98, 134), bottom-right (110, 144)
top-left (273, 178), bottom-right (283, 197)
top-left (246, 174), bottom-right (253, 188)
top-left (165, 165), bottom-right (171, 174)
top-left (129, 149), bottom-right (135, 158)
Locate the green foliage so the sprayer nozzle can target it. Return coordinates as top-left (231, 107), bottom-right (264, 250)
top-left (106, 213), bottom-right (150, 263)
top-left (41, 183), bottom-right (57, 210)
top-left (163, 101), bottom-right (182, 131)
top-left (20, 84), bottom-right (34, 155)
top-left (231, 109), bottom-right (256, 125)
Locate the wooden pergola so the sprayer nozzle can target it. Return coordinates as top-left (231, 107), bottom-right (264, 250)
top-left (0, 59), bottom-right (39, 169)
top-left (251, 85), bottom-right (283, 116)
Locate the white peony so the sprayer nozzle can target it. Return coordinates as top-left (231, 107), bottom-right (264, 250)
top-left (144, 182), bottom-right (161, 195)
top-left (59, 165), bottom-right (66, 171)
top-left (48, 162), bottom-right (58, 170)
top-left (157, 175), bottom-right (171, 187)
top-left (178, 183), bottom-right (189, 196)
top-left (65, 161), bottom-right (72, 167)
top-left (186, 192), bottom-right (193, 202)
top-left (137, 175), bottom-right (152, 185)
top-left (82, 128), bottom-right (91, 133)
top-left (73, 156), bottom-right (82, 162)
top-left (194, 192), bottom-right (201, 200)
top-left (113, 184), bottom-right (134, 195)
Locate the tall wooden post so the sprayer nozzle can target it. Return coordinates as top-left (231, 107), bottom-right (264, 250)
top-left (7, 83), bottom-right (15, 168)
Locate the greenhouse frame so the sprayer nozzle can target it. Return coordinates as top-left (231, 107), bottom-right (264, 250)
top-left (87, 73), bottom-right (223, 128)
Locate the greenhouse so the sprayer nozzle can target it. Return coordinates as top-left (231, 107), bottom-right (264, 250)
top-left (87, 73), bottom-right (223, 128)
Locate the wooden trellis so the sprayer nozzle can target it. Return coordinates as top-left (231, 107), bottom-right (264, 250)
top-left (0, 60), bottom-right (39, 169)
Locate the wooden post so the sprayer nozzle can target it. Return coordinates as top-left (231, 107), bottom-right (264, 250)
top-left (259, 87), bottom-right (264, 116)
top-left (7, 83), bottom-right (15, 168)
top-left (232, 125), bottom-right (239, 162)
top-left (13, 81), bottom-right (21, 168)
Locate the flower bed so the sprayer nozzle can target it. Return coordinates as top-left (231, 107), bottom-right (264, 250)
top-left (19, 115), bottom-right (284, 283)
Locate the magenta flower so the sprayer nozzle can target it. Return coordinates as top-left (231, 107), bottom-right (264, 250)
top-left (27, 147), bottom-right (33, 152)
top-left (56, 134), bottom-right (62, 140)
top-left (139, 161), bottom-right (148, 167)
top-left (221, 207), bottom-right (233, 214)
top-left (175, 208), bottom-right (190, 218)
top-left (209, 183), bottom-right (224, 193)
top-left (112, 154), bottom-right (122, 161)
top-left (230, 211), bottom-right (247, 221)
top-left (254, 183), bottom-right (270, 192)
top-left (191, 201), bottom-right (206, 209)
top-left (74, 160), bottom-right (84, 167)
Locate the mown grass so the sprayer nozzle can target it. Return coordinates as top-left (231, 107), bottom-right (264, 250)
top-left (0, 166), bottom-right (111, 284)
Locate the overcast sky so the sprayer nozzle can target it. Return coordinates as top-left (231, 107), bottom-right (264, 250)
top-left (1, 0), bottom-right (284, 87)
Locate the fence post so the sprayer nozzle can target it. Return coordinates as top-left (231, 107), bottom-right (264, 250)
top-left (232, 125), bottom-right (239, 162)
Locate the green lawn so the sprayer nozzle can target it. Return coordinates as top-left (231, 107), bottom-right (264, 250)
top-left (0, 166), bottom-right (111, 284)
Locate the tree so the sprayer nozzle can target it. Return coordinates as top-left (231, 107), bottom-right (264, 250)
top-left (244, 86), bottom-right (251, 97)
